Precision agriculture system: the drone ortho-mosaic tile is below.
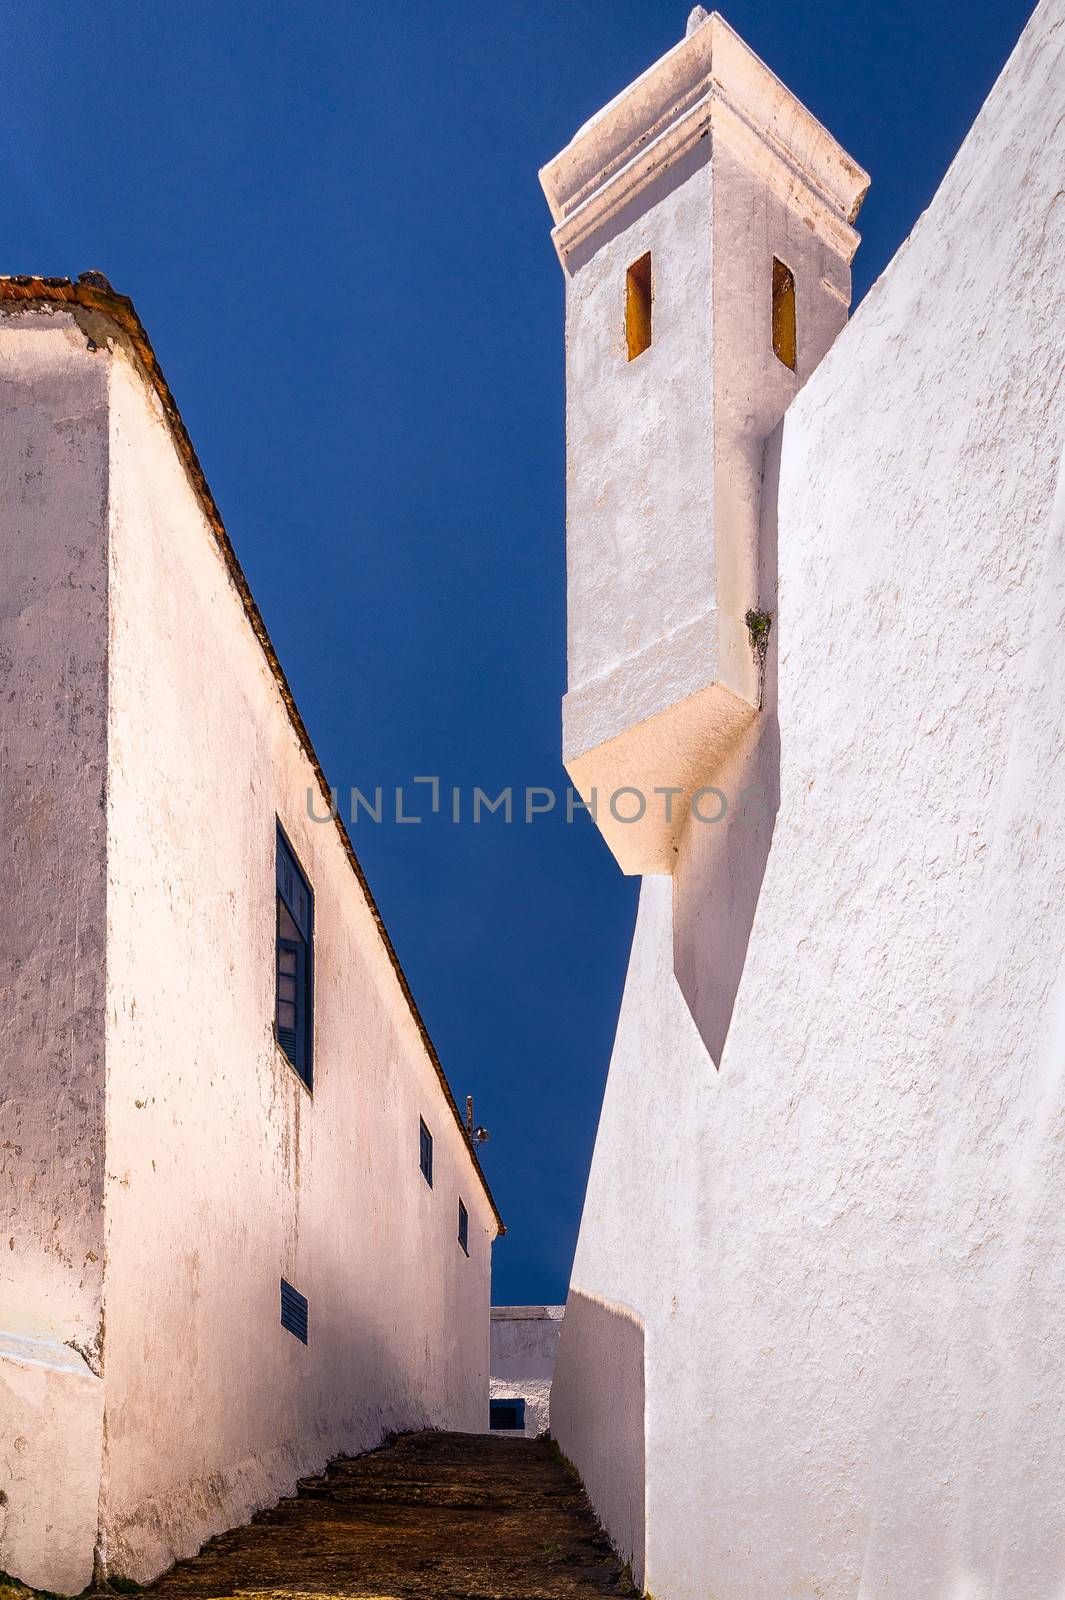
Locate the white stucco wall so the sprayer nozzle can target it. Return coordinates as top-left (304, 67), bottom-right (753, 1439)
top-left (96, 348), bottom-right (497, 1583)
top-left (553, 1), bottom-right (1065, 1596)
top-left (550, 1290), bottom-right (645, 1574)
top-left (0, 1334), bottom-right (103, 1595)
top-left (563, 152), bottom-right (717, 762)
top-left (551, 13), bottom-right (866, 876)
top-left (489, 1305), bottom-right (562, 1436)
top-left (0, 316), bottom-right (110, 1592)
top-left (0, 302), bottom-right (499, 1590)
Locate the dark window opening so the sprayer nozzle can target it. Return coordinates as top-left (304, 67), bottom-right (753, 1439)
top-left (280, 1277), bottom-right (308, 1344)
top-left (772, 256), bottom-right (797, 371)
top-left (626, 252), bottom-right (653, 360)
top-left (276, 825), bottom-right (313, 1090)
top-left (490, 1398), bottom-right (526, 1431)
top-left (419, 1118), bottom-right (434, 1187)
top-left (458, 1198), bottom-right (469, 1255)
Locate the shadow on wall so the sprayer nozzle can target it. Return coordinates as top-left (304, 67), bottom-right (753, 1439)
top-left (674, 427), bottom-right (783, 1067)
top-left (550, 1290), bottom-right (645, 1589)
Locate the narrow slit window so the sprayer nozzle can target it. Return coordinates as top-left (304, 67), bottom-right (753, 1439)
top-left (625, 252), bottom-right (653, 360)
top-left (275, 824), bottom-right (313, 1090)
top-left (419, 1118), bottom-right (433, 1187)
top-left (772, 257), bottom-right (796, 371)
top-left (458, 1198), bottom-right (469, 1255)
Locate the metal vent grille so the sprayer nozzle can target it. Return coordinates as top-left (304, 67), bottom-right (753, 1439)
top-left (280, 1277), bottom-right (308, 1343)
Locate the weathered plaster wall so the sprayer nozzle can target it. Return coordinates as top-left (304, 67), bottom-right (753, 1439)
top-left (489, 1305), bottom-right (562, 1436)
top-left (554, 1), bottom-right (1065, 1596)
top-left (709, 139), bottom-right (850, 699)
top-left (0, 1333), bottom-right (103, 1595)
top-left (0, 317), bottom-right (108, 1352)
top-left (96, 348), bottom-right (495, 1582)
top-left (0, 314), bottom-right (109, 1592)
top-left (555, 14), bottom-right (864, 876)
top-left (562, 151), bottom-right (716, 764)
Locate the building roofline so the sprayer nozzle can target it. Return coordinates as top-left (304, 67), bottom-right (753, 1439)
top-left (0, 274), bottom-right (504, 1238)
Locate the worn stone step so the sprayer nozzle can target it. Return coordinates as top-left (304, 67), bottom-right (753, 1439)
top-left (145, 1430), bottom-right (637, 1600)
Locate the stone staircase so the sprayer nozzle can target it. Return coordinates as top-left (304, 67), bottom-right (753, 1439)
top-left (146, 1430), bottom-right (637, 1599)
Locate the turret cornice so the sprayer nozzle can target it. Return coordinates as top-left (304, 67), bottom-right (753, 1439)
top-left (540, 12), bottom-right (869, 268)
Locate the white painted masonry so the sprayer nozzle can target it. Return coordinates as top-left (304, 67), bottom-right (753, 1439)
top-left (0, 319), bottom-right (110, 1593)
top-left (542, 13), bottom-right (867, 873)
top-left (0, 1334), bottom-right (103, 1595)
top-left (489, 1305), bottom-right (563, 1437)
top-left (547, 2), bottom-right (1065, 1597)
top-left (0, 291), bottom-right (502, 1591)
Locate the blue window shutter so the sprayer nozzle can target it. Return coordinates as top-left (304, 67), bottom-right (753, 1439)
top-left (490, 1398), bottom-right (525, 1430)
top-left (276, 824), bottom-right (314, 1090)
top-left (276, 831), bottom-right (312, 941)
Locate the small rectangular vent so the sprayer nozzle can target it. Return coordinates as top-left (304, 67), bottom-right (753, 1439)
top-left (490, 1398), bottom-right (526, 1431)
top-left (419, 1118), bottom-right (433, 1187)
top-left (458, 1198), bottom-right (469, 1255)
top-left (280, 1277), bottom-right (308, 1344)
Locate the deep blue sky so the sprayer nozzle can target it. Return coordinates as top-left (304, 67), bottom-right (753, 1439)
top-left (6, 0), bottom-right (1034, 1302)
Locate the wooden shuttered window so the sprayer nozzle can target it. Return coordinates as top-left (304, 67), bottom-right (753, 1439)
top-left (276, 825), bottom-right (314, 1089)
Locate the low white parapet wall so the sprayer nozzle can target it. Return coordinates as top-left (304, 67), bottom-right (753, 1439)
top-left (0, 1331), bottom-right (103, 1594)
top-left (489, 1306), bottom-right (563, 1438)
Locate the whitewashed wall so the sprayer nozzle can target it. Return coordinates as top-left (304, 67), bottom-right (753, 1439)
top-left (489, 1305), bottom-right (562, 1436)
top-left (0, 319), bottom-right (109, 1592)
top-left (553, 1), bottom-right (1065, 1596)
top-left (547, 10), bottom-right (865, 878)
top-left (562, 152), bottom-right (716, 765)
top-left (0, 320), bottom-right (109, 1361)
top-left (0, 306), bottom-right (498, 1591)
